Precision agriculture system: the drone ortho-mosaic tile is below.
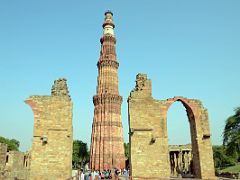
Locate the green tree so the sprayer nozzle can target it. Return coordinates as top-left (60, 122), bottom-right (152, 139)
top-left (72, 140), bottom-right (89, 169)
top-left (223, 107), bottom-right (240, 162)
top-left (0, 136), bottom-right (20, 151)
top-left (213, 145), bottom-right (235, 169)
top-left (124, 142), bottom-right (129, 159)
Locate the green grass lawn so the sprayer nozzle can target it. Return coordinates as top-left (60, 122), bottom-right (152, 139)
top-left (221, 164), bottom-right (240, 173)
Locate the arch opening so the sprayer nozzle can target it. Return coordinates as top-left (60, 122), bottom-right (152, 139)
top-left (167, 100), bottom-right (195, 178)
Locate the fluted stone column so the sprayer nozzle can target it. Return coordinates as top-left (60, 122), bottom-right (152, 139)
top-left (178, 151), bottom-right (182, 174)
top-left (174, 153), bottom-right (177, 176)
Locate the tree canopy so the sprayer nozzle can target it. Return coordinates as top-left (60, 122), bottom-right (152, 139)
top-left (124, 142), bottom-right (129, 159)
top-left (213, 145), bottom-right (236, 168)
top-left (72, 140), bottom-right (89, 169)
top-left (223, 107), bottom-right (240, 161)
top-left (0, 136), bottom-right (20, 151)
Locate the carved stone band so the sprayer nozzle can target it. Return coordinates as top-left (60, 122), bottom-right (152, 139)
top-left (100, 34), bottom-right (116, 44)
top-left (93, 94), bottom-right (122, 106)
top-left (93, 137), bottom-right (123, 141)
top-left (94, 121), bottom-right (122, 127)
top-left (94, 107), bottom-right (121, 114)
top-left (97, 60), bottom-right (119, 69)
top-left (93, 153), bottom-right (124, 159)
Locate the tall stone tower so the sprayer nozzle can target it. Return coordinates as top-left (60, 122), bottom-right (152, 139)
top-left (90, 11), bottom-right (125, 171)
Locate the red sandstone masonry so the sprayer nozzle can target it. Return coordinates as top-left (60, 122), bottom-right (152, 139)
top-left (90, 11), bottom-right (125, 171)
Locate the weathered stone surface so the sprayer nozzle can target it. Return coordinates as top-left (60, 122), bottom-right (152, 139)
top-left (6, 151), bottom-right (25, 171)
top-left (4, 151), bottom-right (30, 180)
top-left (51, 78), bottom-right (70, 99)
top-left (90, 11), bottom-right (125, 171)
top-left (0, 143), bottom-right (7, 173)
top-left (25, 78), bottom-right (73, 180)
top-left (128, 74), bottom-right (216, 179)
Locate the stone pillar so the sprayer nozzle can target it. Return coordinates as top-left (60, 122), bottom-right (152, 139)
top-left (187, 151), bottom-right (191, 173)
top-left (192, 108), bottom-right (216, 179)
top-left (183, 151), bottom-right (186, 173)
top-left (25, 78), bottom-right (73, 180)
top-left (170, 152), bottom-right (174, 176)
top-left (174, 152), bottom-right (177, 176)
top-left (186, 151), bottom-right (190, 173)
top-left (178, 151), bottom-right (182, 175)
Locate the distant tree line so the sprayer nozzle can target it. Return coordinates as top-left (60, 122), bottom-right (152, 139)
top-left (72, 140), bottom-right (130, 169)
top-left (213, 107), bottom-right (240, 169)
top-left (0, 136), bottom-right (20, 151)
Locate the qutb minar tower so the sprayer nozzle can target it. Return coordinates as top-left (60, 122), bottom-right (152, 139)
top-left (90, 11), bottom-right (125, 170)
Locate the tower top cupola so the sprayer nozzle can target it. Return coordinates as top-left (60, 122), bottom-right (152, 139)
top-left (103, 10), bottom-right (115, 36)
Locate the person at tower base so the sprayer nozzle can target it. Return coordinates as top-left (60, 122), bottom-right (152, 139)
top-left (80, 169), bottom-right (85, 180)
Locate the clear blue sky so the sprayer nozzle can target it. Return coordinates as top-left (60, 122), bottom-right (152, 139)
top-left (0, 1), bottom-right (239, 151)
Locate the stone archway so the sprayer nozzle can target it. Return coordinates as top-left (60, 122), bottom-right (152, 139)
top-left (128, 74), bottom-right (216, 179)
top-left (163, 97), bottom-right (213, 178)
top-left (166, 99), bottom-right (194, 177)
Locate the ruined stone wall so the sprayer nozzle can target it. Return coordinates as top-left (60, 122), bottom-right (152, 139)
top-left (0, 143), bottom-right (7, 177)
top-left (128, 74), bottom-right (169, 178)
top-left (128, 74), bottom-right (216, 179)
top-left (5, 151), bottom-right (29, 180)
top-left (6, 151), bottom-right (25, 171)
top-left (25, 78), bottom-right (73, 180)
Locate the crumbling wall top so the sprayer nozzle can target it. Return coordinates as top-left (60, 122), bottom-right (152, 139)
top-left (129, 73), bottom-right (152, 99)
top-left (51, 78), bottom-right (71, 100)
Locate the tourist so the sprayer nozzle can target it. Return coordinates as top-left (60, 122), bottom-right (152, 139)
top-left (122, 168), bottom-right (127, 176)
top-left (102, 170), bottom-right (105, 179)
top-left (93, 170), bottom-right (98, 180)
top-left (90, 170), bottom-right (94, 180)
top-left (80, 169), bottom-right (85, 180)
top-left (84, 171), bottom-right (90, 180)
top-left (105, 169), bottom-right (110, 179)
top-left (108, 169), bottom-right (112, 179)
top-left (114, 168), bottom-right (120, 179)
